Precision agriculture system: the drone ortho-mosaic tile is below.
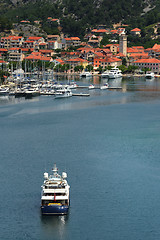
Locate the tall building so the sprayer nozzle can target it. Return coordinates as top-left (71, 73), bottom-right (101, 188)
top-left (119, 33), bottom-right (127, 57)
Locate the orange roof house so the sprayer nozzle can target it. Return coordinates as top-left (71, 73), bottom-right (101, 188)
top-left (127, 46), bottom-right (145, 57)
top-left (24, 52), bottom-right (53, 62)
top-left (62, 37), bottom-right (81, 49)
top-left (149, 44), bottom-right (160, 58)
top-left (105, 44), bottom-right (119, 54)
top-left (0, 48), bottom-right (8, 53)
top-left (94, 56), bottom-right (122, 69)
top-left (39, 49), bottom-right (54, 57)
top-left (53, 58), bottom-right (64, 65)
top-left (27, 36), bottom-right (44, 42)
top-left (133, 58), bottom-right (160, 74)
top-left (152, 44), bottom-right (160, 50)
top-left (131, 28), bottom-right (141, 35)
top-left (65, 57), bottom-right (88, 68)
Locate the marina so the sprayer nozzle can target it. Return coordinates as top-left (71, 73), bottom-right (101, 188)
top-left (1, 75), bottom-right (160, 240)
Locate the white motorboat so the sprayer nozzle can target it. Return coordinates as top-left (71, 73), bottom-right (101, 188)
top-left (88, 84), bottom-right (95, 90)
top-left (0, 87), bottom-right (9, 96)
top-left (101, 70), bottom-right (109, 78)
top-left (25, 88), bottom-right (40, 98)
top-left (54, 87), bottom-right (72, 99)
top-left (67, 82), bottom-right (78, 89)
top-left (145, 71), bottom-right (154, 79)
top-left (108, 67), bottom-right (122, 79)
top-left (100, 83), bottom-right (109, 90)
top-left (80, 72), bottom-right (92, 78)
top-left (15, 88), bottom-right (25, 97)
top-left (41, 164), bottom-right (70, 215)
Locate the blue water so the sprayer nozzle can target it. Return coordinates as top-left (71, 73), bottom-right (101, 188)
top-left (1, 76), bottom-right (160, 240)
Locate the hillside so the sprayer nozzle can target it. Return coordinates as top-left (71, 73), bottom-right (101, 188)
top-left (0, 0), bottom-right (159, 37)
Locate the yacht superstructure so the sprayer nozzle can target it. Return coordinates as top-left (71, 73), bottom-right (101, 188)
top-left (41, 164), bottom-right (70, 215)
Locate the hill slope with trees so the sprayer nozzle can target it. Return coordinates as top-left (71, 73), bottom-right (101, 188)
top-left (0, 0), bottom-right (160, 37)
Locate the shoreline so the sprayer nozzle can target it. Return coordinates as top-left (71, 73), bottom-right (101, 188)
top-left (53, 72), bottom-right (160, 77)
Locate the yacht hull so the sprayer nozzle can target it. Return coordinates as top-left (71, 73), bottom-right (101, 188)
top-left (41, 205), bottom-right (69, 215)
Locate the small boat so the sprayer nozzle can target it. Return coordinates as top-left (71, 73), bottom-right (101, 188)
top-left (145, 71), bottom-right (154, 79)
top-left (15, 88), bottom-right (25, 97)
top-left (41, 164), bottom-right (70, 215)
top-left (108, 67), bottom-right (122, 79)
top-left (101, 70), bottom-right (109, 78)
top-left (67, 81), bottom-right (78, 89)
top-left (80, 71), bottom-right (92, 78)
top-left (100, 83), bottom-right (109, 89)
top-left (0, 87), bottom-right (9, 96)
top-left (54, 87), bottom-right (72, 99)
top-left (25, 88), bottom-right (40, 98)
top-left (88, 84), bottom-right (95, 90)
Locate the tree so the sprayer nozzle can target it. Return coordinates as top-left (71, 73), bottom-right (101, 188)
top-left (127, 65), bottom-right (138, 73)
top-left (118, 65), bottom-right (127, 73)
top-left (100, 34), bottom-right (111, 47)
top-left (86, 64), bottom-right (93, 72)
top-left (74, 65), bottom-right (83, 72)
top-left (97, 66), bottom-right (103, 74)
top-left (142, 67), bottom-right (150, 73)
top-left (122, 58), bottom-right (127, 66)
top-left (157, 28), bottom-right (160, 35)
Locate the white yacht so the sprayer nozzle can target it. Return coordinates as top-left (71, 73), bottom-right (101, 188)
top-left (54, 87), bottom-right (72, 99)
top-left (41, 164), bottom-right (70, 215)
top-left (108, 67), bottom-right (122, 79)
top-left (80, 72), bottom-right (92, 78)
top-left (88, 84), bottom-right (95, 90)
top-left (67, 82), bottom-right (78, 89)
top-left (0, 87), bottom-right (9, 96)
top-left (25, 88), bottom-right (40, 98)
top-left (100, 83), bottom-right (109, 90)
top-left (145, 71), bottom-right (155, 79)
top-left (101, 70), bottom-right (109, 78)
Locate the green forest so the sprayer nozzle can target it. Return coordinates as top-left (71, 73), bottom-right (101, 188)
top-left (0, 0), bottom-right (160, 39)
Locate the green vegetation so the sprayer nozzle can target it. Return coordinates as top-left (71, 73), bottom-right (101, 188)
top-left (0, 0), bottom-right (159, 39)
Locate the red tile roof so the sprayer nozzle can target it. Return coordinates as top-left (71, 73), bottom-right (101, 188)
top-left (51, 19), bottom-right (59, 21)
top-left (129, 53), bottom-right (149, 59)
top-left (25, 54), bottom-right (52, 61)
top-left (66, 57), bottom-right (88, 62)
top-left (134, 58), bottom-right (160, 63)
top-left (107, 57), bottom-right (121, 62)
top-left (152, 44), bottom-right (160, 50)
top-left (20, 48), bottom-right (34, 52)
top-left (0, 60), bottom-right (7, 63)
top-left (28, 37), bottom-right (43, 41)
top-left (39, 50), bottom-right (53, 53)
top-left (8, 48), bottom-right (20, 51)
top-left (131, 28), bottom-right (141, 32)
top-left (54, 59), bottom-right (64, 64)
top-left (110, 30), bottom-right (118, 34)
top-left (0, 48), bottom-right (8, 52)
top-left (70, 37), bottom-right (80, 41)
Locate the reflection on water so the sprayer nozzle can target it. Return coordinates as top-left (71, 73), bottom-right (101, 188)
top-left (40, 214), bottom-right (69, 239)
top-left (108, 77), bottom-right (122, 88)
top-left (1, 76), bottom-right (160, 111)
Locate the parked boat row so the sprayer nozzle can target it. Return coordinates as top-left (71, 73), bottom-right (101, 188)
top-left (0, 77), bottom-right (112, 99)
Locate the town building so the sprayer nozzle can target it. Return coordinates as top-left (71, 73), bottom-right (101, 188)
top-left (133, 58), bottom-right (160, 74)
top-left (119, 33), bottom-right (127, 56)
top-left (131, 28), bottom-right (141, 36)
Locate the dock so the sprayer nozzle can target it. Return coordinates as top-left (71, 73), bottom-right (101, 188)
top-left (77, 86), bottom-right (122, 90)
top-left (40, 92), bottom-right (55, 95)
top-left (108, 87), bottom-right (122, 90)
top-left (72, 93), bottom-right (90, 97)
